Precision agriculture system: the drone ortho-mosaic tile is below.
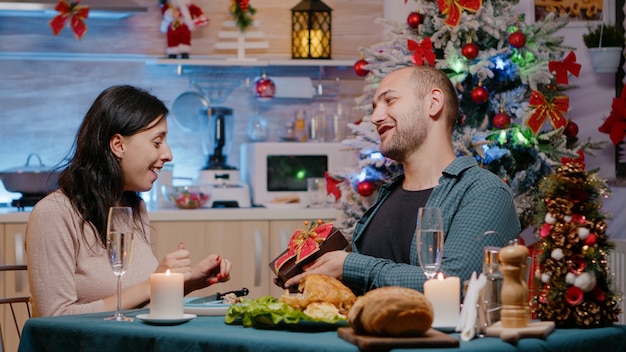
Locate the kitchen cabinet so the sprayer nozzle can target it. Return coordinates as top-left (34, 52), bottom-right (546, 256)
top-left (151, 220), bottom-right (272, 299)
top-left (1, 222), bottom-right (29, 352)
top-left (150, 217), bottom-right (338, 300)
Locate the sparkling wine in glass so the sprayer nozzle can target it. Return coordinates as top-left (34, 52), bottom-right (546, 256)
top-left (105, 206), bottom-right (135, 322)
top-left (416, 207), bottom-right (444, 280)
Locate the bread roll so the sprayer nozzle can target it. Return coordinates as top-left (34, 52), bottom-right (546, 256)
top-left (348, 286), bottom-right (434, 336)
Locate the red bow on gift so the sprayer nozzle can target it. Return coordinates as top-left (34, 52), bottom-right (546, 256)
top-left (408, 38), bottom-right (436, 66)
top-left (599, 88), bottom-right (626, 145)
top-left (526, 90), bottom-right (569, 134)
top-left (437, 0), bottom-right (482, 27)
top-left (49, 0), bottom-right (90, 40)
top-left (548, 51), bottom-right (581, 85)
top-left (274, 222), bottom-right (333, 272)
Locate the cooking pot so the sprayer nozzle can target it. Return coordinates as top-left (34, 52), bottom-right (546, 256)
top-left (0, 153), bottom-right (61, 195)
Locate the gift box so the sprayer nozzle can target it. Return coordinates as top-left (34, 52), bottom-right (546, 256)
top-left (269, 221), bottom-right (349, 284)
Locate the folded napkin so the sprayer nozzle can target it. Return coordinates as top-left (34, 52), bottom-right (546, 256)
top-left (455, 272), bottom-right (487, 341)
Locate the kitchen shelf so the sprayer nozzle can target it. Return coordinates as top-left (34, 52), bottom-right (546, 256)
top-left (0, 51), bottom-right (356, 68)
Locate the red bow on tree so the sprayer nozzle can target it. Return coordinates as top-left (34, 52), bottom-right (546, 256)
top-left (599, 88), bottom-right (626, 145)
top-left (526, 90), bottom-right (569, 134)
top-left (436, 0), bottom-right (482, 27)
top-left (49, 0), bottom-right (90, 40)
top-left (408, 38), bottom-right (436, 66)
top-left (324, 172), bottom-right (342, 202)
top-left (274, 222), bottom-right (333, 272)
top-left (549, 51), bottom-right (581, 85)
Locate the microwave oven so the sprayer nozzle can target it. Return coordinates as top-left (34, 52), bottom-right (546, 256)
top-left (240, 142), bottom-right (356, 206)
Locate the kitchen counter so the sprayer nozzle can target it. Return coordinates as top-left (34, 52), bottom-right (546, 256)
top-left (0, 205), bottom-right (339, 223)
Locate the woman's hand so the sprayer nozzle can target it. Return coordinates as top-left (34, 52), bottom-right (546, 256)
top-left (186, 254), bottom-right (232, 294)
top-left (156, 242), bottom-right (193, 279)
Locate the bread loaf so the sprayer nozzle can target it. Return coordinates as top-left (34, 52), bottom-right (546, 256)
top-left (348, 286), bottom-right (434, 336)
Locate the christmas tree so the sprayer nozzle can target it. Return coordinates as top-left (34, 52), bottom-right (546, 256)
top-left (330, 0), bottom-right (603, 238)
top-left (530, 162), bottom-right (621, 327)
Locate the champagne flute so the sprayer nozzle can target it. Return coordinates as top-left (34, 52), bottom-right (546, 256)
top-left (105, 206), bottom-right (135, 322)
top-left (416, 207), bottom-right (444, 280)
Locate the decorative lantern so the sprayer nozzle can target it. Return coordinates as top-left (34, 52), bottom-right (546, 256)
top-left (291, 0), bottom-right (332, 59)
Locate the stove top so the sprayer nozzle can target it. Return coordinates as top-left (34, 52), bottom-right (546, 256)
top-left (12, 194), bottom-right (46, 210)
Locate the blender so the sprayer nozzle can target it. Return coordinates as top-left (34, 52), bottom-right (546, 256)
top-left (197, 106), bottom-right (251, 208)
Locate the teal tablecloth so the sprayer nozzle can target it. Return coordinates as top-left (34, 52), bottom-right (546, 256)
top-left (18, 309), bottom-right (626, 352)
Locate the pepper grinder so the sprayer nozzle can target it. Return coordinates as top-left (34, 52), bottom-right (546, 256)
top-left (498, 240), bottom-right (530, 328)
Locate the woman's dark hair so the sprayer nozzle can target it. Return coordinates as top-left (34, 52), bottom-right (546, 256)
top-left (58, 85), bottom-right (169, 248)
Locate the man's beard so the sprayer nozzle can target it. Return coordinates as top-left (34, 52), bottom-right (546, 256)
top-left (380, 106), bottom-right (427, 162)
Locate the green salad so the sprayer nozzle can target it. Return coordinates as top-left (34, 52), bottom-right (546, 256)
top-left (224, 296), bottom-right (347, 328)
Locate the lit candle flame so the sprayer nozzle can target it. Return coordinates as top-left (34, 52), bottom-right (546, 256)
top-left (436, 272), bottom-right (444, 280)
top-left (165, 269), bottom-right (171, 276)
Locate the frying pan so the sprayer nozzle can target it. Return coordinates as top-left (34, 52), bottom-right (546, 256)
top-left (0, 153), bottom-right (60, 195)
top-left (171, 91), bottom-right (211, 133)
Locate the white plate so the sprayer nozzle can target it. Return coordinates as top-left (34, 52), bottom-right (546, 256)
top-left (183, 298), bottom-right (230, 316)
top-left (136, 313), bottom-right (196, 325)
top-left (262, 202), bottom-right (307, 209)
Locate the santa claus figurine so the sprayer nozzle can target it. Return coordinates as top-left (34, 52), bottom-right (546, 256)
top-left (160, 0), bottom-right (208, 59)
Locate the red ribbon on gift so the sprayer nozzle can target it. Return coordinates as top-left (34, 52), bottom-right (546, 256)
top-left (408, 38), bottom-right (436, 66)
top-left (49, 0), bottom-right (90, 40)
top-left (436, 0), bottom-right (482, 27)
top-left (274, 222), bottom-right (333, 272)
top-left (526, 90), bottom-right (569, 134)
top-left (548, 51), bottom-right (581, 85)
top-left (599, 88), bottom-right (626, 145)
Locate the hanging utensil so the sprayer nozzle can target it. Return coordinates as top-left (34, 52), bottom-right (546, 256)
top-left (171, 90), bottom-right (210, 134)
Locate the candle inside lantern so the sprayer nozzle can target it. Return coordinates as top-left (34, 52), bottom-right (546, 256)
top-left (424, 273), bottom-right (460, 327)
top-left (150, 269), bottom-right (184, 319)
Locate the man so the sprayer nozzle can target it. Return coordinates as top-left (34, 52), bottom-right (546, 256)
top-left (283, 66), bottom-right (521, 296)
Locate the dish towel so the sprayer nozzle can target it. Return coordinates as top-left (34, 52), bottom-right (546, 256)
top-left (455, 272), bottom-right (487, 341)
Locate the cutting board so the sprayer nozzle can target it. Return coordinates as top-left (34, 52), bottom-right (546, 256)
top-left (337, 327), bottom-right (460, 351)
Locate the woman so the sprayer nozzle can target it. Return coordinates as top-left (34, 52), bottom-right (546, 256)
top-left (26, 85), bottom-right (231, 317)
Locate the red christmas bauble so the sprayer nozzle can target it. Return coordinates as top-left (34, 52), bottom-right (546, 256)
top-left (461, 42), bottom-right (479, 60)
top-left (356, 180), bottom-right (375, 197)
top-left (493, 112), bottom-right (511, 129)
top-left (564, 120), bottom-right (579, 138)
top-left (353, 59), bottom-right (370, 77)
top-left (508, 31), bottom-right (526, 48)
top-left (255, 76), bottom-right (276, 100)
top-left (470, 86), bottom-right (489, 104)
top-left (407, 11), bottom-right (423, 29)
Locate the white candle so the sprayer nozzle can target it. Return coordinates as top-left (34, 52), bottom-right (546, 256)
top-left (150, 269), bottom-right (184, 319)
top-left (424, 273), bottom-right (460, 327)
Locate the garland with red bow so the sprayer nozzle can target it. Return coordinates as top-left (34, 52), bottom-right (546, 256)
top-left (408, 38), bottom-right (436, 66)
top-left (437, 0), bottom-right (482, 27)
top-left (526, 90), bottom-right (569, 134)
top-left (599, 87), bottom-right (626, 145)
top-left (274, 222), bottom-right (333, 272)
top-left (49, 0), bottom-right (90, 40)
top-left (548, 51), bottom-right (581, 85)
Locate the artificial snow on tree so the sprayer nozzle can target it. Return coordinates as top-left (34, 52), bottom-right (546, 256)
top-left (530, 162), bottom-right (621, 327)
top-left (328, 0), bottom-right (604, 237)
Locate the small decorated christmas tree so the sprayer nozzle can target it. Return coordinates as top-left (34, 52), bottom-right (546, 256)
top-left (531, 162), bottom-right (621, 327)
